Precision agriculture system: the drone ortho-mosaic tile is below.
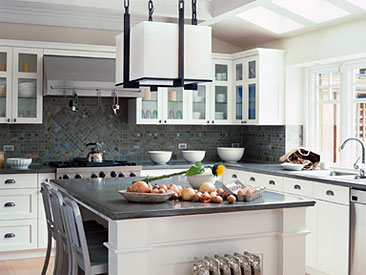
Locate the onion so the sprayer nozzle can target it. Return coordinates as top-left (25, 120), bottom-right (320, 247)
top-left (199, 182), bottom-right (216, 193)
top-left (181, 187), bottom-right (196, 201)
top-left (131, 181), bottom-right (150, 193)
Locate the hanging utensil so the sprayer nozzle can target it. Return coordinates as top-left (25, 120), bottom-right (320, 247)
top-left (96, 90), bottom-right (104, 113)
top-left (112, 90), bottom-right (120, 115)
top-left (68, 88), bottom-right (78, 112)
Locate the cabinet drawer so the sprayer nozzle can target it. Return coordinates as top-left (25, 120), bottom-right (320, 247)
top-left (283, 178), bottom-right (313, 198)
top-left (0, 219), bottom-right (37, 252)
top-left (255, 174), bottom-right (283, 192)
top-left (0, 174), bottom-right (37, 189)
top-left (314, 182), bottom-right (349, 205)
top-left (0, 189), bottom-right (38, 220)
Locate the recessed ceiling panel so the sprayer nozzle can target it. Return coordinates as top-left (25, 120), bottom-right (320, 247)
top-left (237, 6), bottom-right (304, 34)
top-left (272, 0), bottom-right (350, 23)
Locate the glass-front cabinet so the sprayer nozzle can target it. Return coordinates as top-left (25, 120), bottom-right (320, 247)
top-left (188, 84), bottom-right (210, 124)
top-left (211, 58), bottom-right (232, 124)
top-left (0, 47), bottom-right (43, 124)
top-left (163, 88), bottom-right (187, 124)
top-left (0, 47), bottom-right (12, 123)
top-left (135, 88), bottom-right (163, 124)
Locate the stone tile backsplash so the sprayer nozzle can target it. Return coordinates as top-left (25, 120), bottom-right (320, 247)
top-left (0, 97), bottom-right (288, 164)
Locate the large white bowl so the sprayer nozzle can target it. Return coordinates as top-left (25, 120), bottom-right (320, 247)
top-left (6, 158), bottom-right (32, 169)
top-left (187, 174), bottom-right (216, 189)
top-left (182, 150), bottom-right (206, 163)
top-left (217, 147), bottom-right (245, 163)
top-left (148, 151), bottom-right (172, 165)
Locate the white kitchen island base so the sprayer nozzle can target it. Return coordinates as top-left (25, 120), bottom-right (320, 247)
top-left (106, 207), bottom-right (308, 275)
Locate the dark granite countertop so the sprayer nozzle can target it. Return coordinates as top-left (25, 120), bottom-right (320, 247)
top-left (0, 164), bottom-right (56, 174)
top-left (225, 163), bottom-right (366, 190)
top-left (51, 176), bottom-right (315, 220)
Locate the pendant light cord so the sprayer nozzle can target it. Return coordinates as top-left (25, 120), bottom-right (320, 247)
top-left (148, 0), bottom-right (154, 21)
top-left (192, 0), bottom-right (197, 25)
top-left (124, 0), bottom-right (129, 12)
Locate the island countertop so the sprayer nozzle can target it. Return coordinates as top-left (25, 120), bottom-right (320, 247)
top-left (51, 176), bottom-right (315, 220)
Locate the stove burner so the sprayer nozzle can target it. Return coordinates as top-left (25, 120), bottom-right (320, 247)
top-left (49, 158), bottom-right (136, 168)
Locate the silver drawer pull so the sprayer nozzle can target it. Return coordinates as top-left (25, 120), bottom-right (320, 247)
top-left (294, 184), bottom-right (301, 190)
top-left (269, 180), bottom-right (276, 185)
top-left (250, 177), bottom-right (256, 182)
top-left (326, 190), bottom-right (335, 196)
top-left (4, 202), bottom-right (16, 207)
top-left (4, 233), bottom-right (15, 238)
top-left (232, 174), bottom-right (238, 179)
top-left (5, 179), bottom-right (16, 184)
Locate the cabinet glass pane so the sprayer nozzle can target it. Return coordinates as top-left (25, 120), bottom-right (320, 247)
top-left (168, 88), bottom-right (183, 120)
top-left (235, 85), bottom-right (243, 120)
top-left (18, 78), bottom-right (37, 118)
top-left (0, 52), bottom-right (7, 72)
top-left (0, 78), bottom-right (6, 117)
top-left (141, 89), bottom-right (158, 120)
top-left (236, 63), bottom-right (243, 81)
top-left (248, 84), bottom-right (256, 120)
top-left (248, 61), bottom-right (256, 79)
top-left (354, 68), bottom-right (366, 84)
top-left (18, 53), bottom-right (37, 73)
top-left (215, 86), bottom-right (227, 120)
top-left (215, 64), bottom-right (228, 81)
top-left (192, 85), bottom-right (206, 120)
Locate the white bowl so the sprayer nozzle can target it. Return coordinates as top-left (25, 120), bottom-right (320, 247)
top-left (281, 163), bottom-right (305, 171)
top-left (6, 158), bottom-right (32, 169)
top-left (148, 151), bottom-right (172, 165)
top-left (182, 150), bottom-right (206, 163)
top-left (187, 174), bottom-right (216, 189)
top-left (217, 147), bottom-right (245, 163)
top-left (193, 112), bottom-right (201, 119)
top-left (19, 87), bottom-right (35, 97)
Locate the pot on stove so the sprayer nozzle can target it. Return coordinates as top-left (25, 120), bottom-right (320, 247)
top-left (86, 143), bottom-right (105, 163)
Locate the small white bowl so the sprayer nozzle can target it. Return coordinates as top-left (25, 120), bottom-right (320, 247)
top-left (182, 150), bottom-right (205, 163)
top-left (281, 163), bottom-right (305, 171)
top-left (193, 112), bottom-right (201, 119)
top-left (6, 158), bottom-right (32, 169)
top-left (187, 174), bottom-right (216, 189)
top-left (148, 151), bottom-right (172, 165)
top-left (217, 147), bottom-right (245, 163)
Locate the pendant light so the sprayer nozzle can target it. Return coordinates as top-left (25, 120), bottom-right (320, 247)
top-left (115, 0), bottom-right (212, 91)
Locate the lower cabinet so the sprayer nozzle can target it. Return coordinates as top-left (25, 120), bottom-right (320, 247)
top-left (224, 169), bottom-right (350, 275)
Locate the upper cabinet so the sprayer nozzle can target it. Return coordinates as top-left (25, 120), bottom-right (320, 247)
top-left (0, 46), bottom-right (43, 124)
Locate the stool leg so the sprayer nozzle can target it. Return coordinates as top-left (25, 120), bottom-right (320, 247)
top-left (41, 231), bottom-right (52, 275)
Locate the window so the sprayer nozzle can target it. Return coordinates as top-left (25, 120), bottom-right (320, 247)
top-left (307, 61), bottom-right (366, 166)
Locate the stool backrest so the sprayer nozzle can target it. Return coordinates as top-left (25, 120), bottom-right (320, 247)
top-left (62, 197), bottom-right (92, 273)
top-left (49, 189), bottom-right (69, 247)
top-left (40, 183), bottom-right (54, 231)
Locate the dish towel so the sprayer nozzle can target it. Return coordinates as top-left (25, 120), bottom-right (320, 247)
top-left (279, 147), bottom-right (320, 170)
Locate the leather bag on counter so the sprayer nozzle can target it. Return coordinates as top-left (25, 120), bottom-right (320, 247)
top-left (279, 148), bottom-right (320, 170)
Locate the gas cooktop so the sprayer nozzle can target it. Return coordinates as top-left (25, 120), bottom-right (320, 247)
top-left (49, 158), bottom-right (137, 168)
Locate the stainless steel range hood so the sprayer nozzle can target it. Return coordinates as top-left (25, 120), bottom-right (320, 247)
top-left (43, 55), bottom-right (143, 97)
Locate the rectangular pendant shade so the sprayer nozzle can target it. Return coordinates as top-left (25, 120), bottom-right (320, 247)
top-left (116, 21), bottom-right (212, 86)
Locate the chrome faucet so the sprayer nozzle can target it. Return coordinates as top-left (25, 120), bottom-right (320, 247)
top-left (340, 138), bottom-right (366, 178)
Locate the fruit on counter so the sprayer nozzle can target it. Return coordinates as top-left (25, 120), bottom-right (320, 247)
top-left (181, 187), bottom-right (196, 201)
top-left (227, 195), bottom-right (236, 204)
top-left (130, 181), bottom-right (150, 193)
top-left (199, 182), bottom-right (216, 193)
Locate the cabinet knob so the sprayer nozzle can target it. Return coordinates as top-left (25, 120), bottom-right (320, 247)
top-left (269, 180), bottom-right (276, 185)
top-left (164, 120), bottom-right (167, 123)
top-left (4, 233), bottom-right (15, 238)
top-left (232, 174), bottom-right (237, 179)
top-left (4, 202), bottom-right (16, 207)
top-left (294, 184), bottom-right (301, 190)
top-left (243, 121), bottom-right (247, 124)
top-left (207, 120), bottom-right (210, 124)
top-left (5, 179), bottom-right (16, 184)
top-left (13, 118), bottom-right (16, 122)
top-left (250, 177), bottom-right (256, 182)
top-left (159, 120), bottom-right (162, 123)
top-left (326, 190), bottom-right (335, 196)
top-left (212, 120), bottom-right (214, 123)
top-left (7, 118), bottom-right (10, 122)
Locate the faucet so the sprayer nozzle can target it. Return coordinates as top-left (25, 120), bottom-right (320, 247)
top-left (340, 137), bottom-right (366, 178)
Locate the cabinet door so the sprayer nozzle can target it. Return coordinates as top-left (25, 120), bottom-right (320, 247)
top-left (188, 84), bottom-right (211, 125)
top-left (317, 200), bottom-right (349, 275)
top-left (163, 87), bottom-right (187, 124)
top-left (12, 48), bottom-right (43, 124)
top-left (212, 59), bottom-right (231, 124)
top-left (245, 56), bottom-right (259, 124)
top-left (233, 59), bottom-right (245, 125)
top-left (136, 88), bottom-right (163, 124)
top-left (0, 47), bottom-right (12, 124)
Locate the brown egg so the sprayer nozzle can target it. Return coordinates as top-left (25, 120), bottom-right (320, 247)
top-left (237, 189), bottom-right (245, 195)
top-left (216, 188), bottom-right (224, 194)
top-left (227, 195), bottom-right (236, 204)
top-left (245, 189), bottom-right (254, 195)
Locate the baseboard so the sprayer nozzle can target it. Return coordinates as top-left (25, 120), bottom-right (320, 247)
top-left (0, 248), bottom-right (56, 261)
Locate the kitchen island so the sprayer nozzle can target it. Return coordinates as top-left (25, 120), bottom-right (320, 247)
top-left (51, 176), bottom-right (315, 275)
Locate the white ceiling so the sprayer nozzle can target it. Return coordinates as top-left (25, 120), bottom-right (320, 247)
top-left (0, 0), bottom-right (365, 49)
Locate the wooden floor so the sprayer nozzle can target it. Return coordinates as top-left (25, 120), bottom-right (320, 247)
top-left (0, 257), bottom-right (55, 275)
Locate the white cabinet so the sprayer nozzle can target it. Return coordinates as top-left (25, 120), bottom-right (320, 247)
top-left (0, 47), bottom-right (43, 124)
top-left (232, 49), bottom-right (285, 125)
top-left (187, 83), bottom-right (211, 124)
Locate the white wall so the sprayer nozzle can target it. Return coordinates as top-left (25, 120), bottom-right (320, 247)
top-left (250, 18), bottom-right (366, 126)
top-left (212, 37), bottom-right (243, 54)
